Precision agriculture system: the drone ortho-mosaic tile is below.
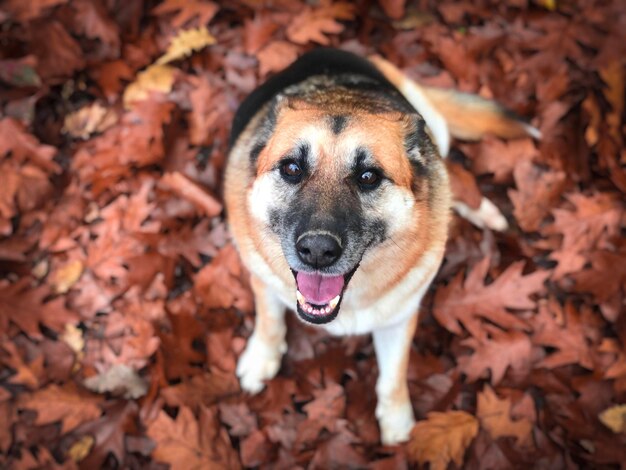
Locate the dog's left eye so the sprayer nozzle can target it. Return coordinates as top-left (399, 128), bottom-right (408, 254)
top-left (280, 160), bottom-right (303, 183)
top-left (357, 169), bottom-right (381, 190)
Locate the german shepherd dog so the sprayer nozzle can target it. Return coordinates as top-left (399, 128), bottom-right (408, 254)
top-left (225, 49), bottom-right (537, 445)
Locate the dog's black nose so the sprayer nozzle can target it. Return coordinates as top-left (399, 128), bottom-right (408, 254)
top-left (296, 233), bottom-right (342, 268)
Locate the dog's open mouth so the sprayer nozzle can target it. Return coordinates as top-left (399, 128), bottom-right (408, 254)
top-left (292, 269), bottom-right (356, 324)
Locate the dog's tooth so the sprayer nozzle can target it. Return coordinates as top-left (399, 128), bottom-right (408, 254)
top-left (296, 290), bottom-right (305, 306)
top-left (329, 295), bottom-right (340, 310)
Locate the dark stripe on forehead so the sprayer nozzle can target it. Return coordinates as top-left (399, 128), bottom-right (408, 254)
top-left (330, 115), bottom-right (348, 134)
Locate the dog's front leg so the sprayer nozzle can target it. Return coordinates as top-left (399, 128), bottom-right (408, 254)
top-left (373, 313), bottom-right (418, 445)
top-left (236, 276), bottom-right (287, 393)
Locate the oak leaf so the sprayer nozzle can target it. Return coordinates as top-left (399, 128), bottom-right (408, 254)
top-left (258, 41), bottom-right (299, 77)
top-left (548, 193), bottom-right (622, 279)
top-left (477, 386), bottom-right (533, 445)
top-left (156, 27), bottom-right (216, 65)
top-left (152, 0), bottom-right (219, 29)
top-left (123, 64), bottom-right (176, 108)
top-left (194, 244), bottom-right (253, 312)
top-left (244, 14), bottom-right (280, 55)
top-left (160, 171), bottom-right (222, 217)
top-left (533, 300), bottom-right (594, 369)
top-left (49, 259), bottom-right (84, 294)
top-left (286, 1), bottom-right (356, 45)
top-left (599, 404), bottom-right (626, 434)
top-left (459, 326), bottom-right (532, 384)
top-left (147, 406), bottom-right (240, 470)
top-left (2, 0), bottom-right (66, 21)
top-left (378, 0), bottom-right (407, 19)
top-left (433, 258), bottom-right (548, 338)
top-left (18, 383), bottom-right (102, 434)
top-left (161, 369), bottom-right (239, 410)
top-left (0, 278), bottom-right (78, 338)
top-left (62, 102), bottom-right (118, 140)
top-left (509, 159), bottom-right (567, 232)
top-left (406, 411), bottom-right (479, 470)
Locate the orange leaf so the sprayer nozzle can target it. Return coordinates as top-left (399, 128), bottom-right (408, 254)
top-left (286, 1), bottom-right (356, 45)
top-left (477, 386), bottom-right (533, 446)
top-left (407, 411), bottom-right (478, 470)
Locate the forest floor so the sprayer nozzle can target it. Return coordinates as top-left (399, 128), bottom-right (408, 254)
top-left (0, 0), bottom-right (625, 468)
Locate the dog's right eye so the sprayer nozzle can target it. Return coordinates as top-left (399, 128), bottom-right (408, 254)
top-left (280, 160), bottom-right (303, 183)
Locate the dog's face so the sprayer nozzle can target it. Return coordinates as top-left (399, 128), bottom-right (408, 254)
top-left (247, 97), bottom-right (438, 324)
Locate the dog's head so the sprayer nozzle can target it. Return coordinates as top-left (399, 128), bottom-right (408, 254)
top-left (247, 87), bottom-right (443, 324)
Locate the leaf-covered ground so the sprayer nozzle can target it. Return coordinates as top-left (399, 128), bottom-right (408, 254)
top-left (1, 1), bottom-right (625, 468)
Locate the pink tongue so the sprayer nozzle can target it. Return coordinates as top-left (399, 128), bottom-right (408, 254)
top-left (296, 272), bottom-right (345, 305)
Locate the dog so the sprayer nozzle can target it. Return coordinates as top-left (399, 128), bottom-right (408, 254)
top-left (225, 48), bottom-right (538, 445)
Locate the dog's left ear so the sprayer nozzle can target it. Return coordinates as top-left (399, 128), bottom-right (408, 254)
top-left (402, 114), bottom-right (440, 163)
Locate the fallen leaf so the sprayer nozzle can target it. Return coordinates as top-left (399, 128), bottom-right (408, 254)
top-left (286, 1), bottom-right (356, 45)
top-left (459, 326), bottom-right (532, 384)
top-left (67, 435), bottom-right (95, 462)
top-left (123, 65), bottom-right (176, 108)
top-left (83, 364), bottom-right (148, 399)
top-left (49, 259), bottom-right (84, 294)
top-left (147, 406), bottom-right (240, 469)
top-left (599, 404), bottom-right (626, 434)
top-left (160, 171), bottom-right (222, 217)
top-left (433, 258), bottom-right (549, 338)
top-left (18, 383), bottom-right (102, 434)
top-left (156, 27), bottom-right (216, 65)
top-left (407, 411), bottom-right (479, 470)
top-left (62, 103), bottom-right (118, 140)
top-left (477, 386), bottom-right (533, 445)
top-left (152, 0), bottom-right (219, 29)
top-left (258, 41), bottom-right (299, 77)
top-left (509, 159), bottom-right (567, 232)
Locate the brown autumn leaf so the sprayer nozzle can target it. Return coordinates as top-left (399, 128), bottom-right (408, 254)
top-left (30, 20), bottom-right (85, 80)
top-left (2, 0), bottom-right (67, 22)
top-left (160, 171), bottom-right (222, 217)
top-left (599, 404), bottom-right (626, 434)
top-left (62, 102), bottom-right (118, 140)
top-left (378, 0), bottom-right (407, 19)
top-left (244, 14), bottom-right (280, 55)
top-left (152, 0), bottom-right (219, 29)
top-left (123, 64), bottom-right (176, 108)
top-left (194, 244), bottom-right (253, 312)
top-left (532, 299), bottom-right (595, 369)
top-left (471, 137), bottom-right (537, 183)
top-left (186, 75), bottom-right (224, 146)
top-left (161, 369), bottom-right (239, 410)
top-left (0, 278), bottom-right (78, 338)
top-left (258, 41), bottom-right (299, 77)
top-left (49, 259), bottom-right (84, 294)
top-left (570, 249), bottom-right (626, 322)
top-left (548, 192), bottom-right (623, 280)
top-left (508, 159), bottom-right (567, 232)
top-left (433, 258), bottom-right (549, 338)
top-left (406, 411), bottom-right (479, 470)
top-left (286, 1), bottom-right (356, 45)
top-left (69, 0), bottom-right (120, 57)
top-left (459, 326), bottom-right (532, 384)
top-left (156, 27), bottom-right (216, 65)
top-left (147, 406), bottom-right (241, 470)
top-left (18, 383), bottom-right (102, 434)
top-left (477, 386), bottom-right (533, 446)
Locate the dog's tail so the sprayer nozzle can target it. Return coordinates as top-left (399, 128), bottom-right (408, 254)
top-left (368, 56), bottom-right (541, 157)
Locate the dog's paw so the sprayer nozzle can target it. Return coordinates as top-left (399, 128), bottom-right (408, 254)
top-left (236, 335), bottom-right (286, 394)
top-left (376, 399), bottom-right (416, 446)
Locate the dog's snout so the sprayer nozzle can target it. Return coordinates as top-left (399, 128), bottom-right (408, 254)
top-left (296, 233), bottom-right (342, 268)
